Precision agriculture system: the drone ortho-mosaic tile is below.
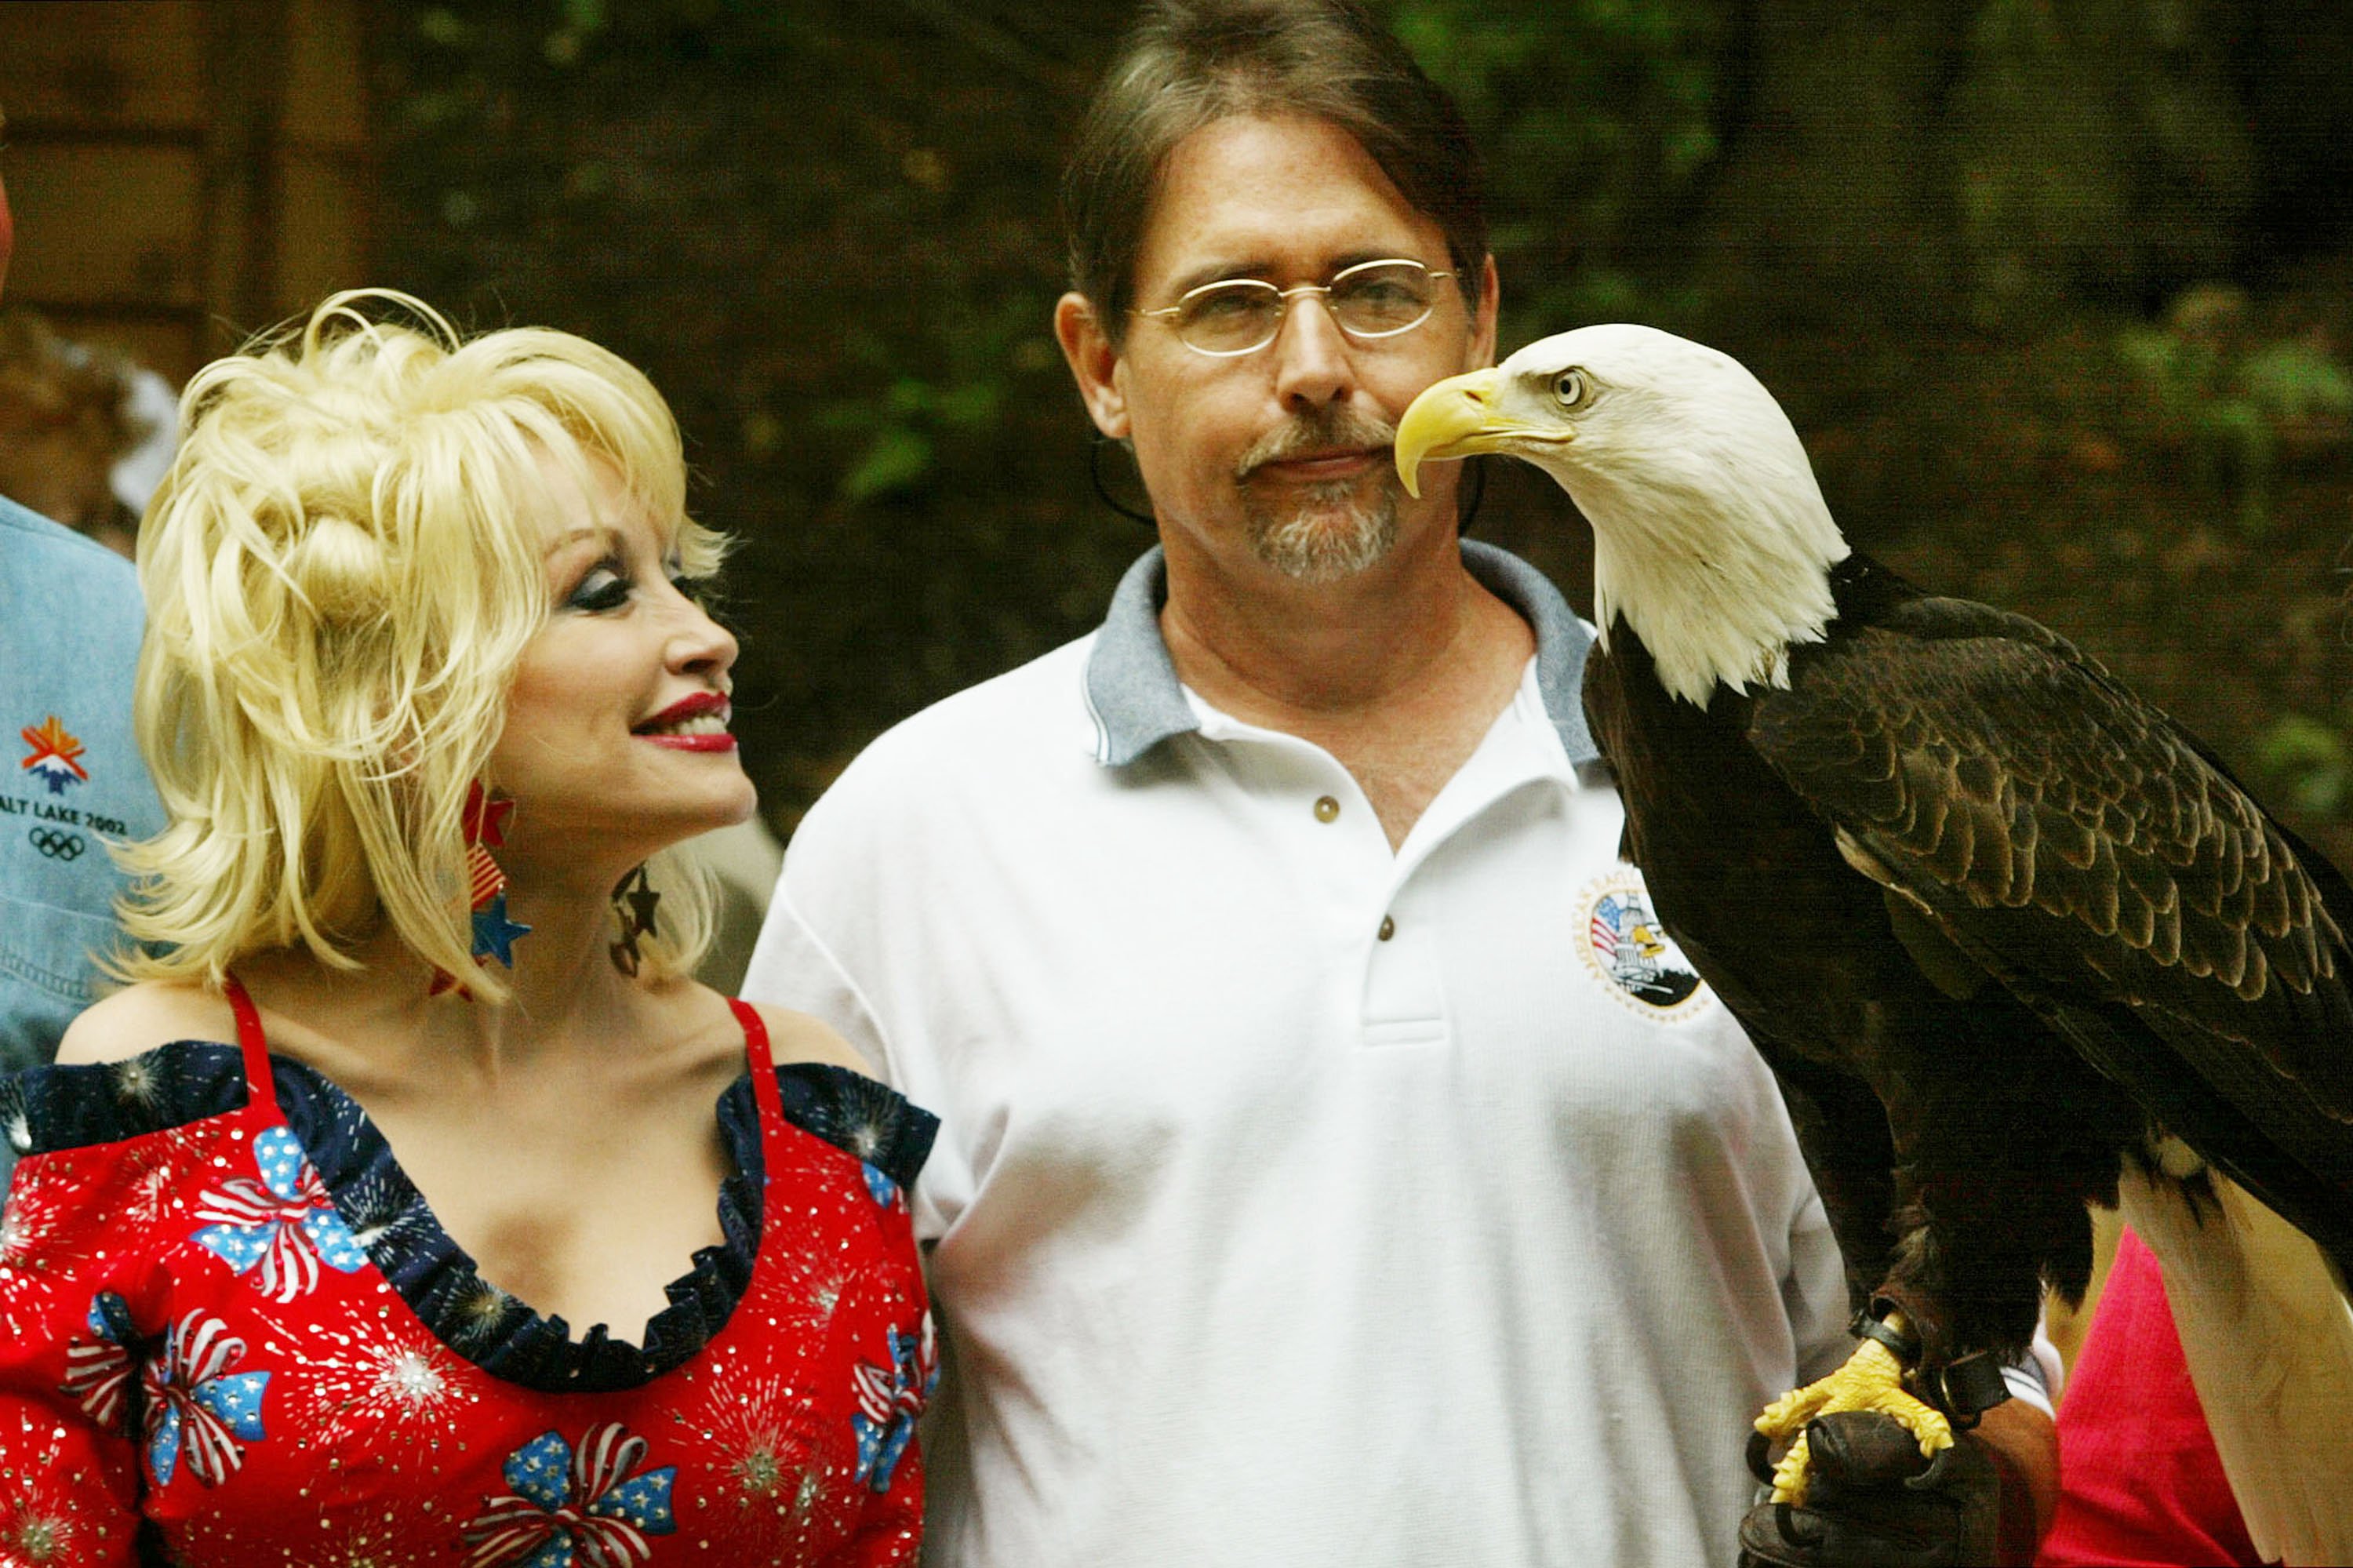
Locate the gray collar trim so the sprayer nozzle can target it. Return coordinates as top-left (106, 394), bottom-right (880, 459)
top-left (1082, 540), bottom-right (1598, 768)
top-left (1081, 548), bottom-right (1198, 766)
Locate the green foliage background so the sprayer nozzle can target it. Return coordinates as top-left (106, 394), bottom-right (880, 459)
top-left (375, 0), bottom-right (2353, 860)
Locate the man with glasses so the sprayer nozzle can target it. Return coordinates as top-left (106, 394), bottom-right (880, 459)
top-left (746, 2), bottom-right (2055, 1563)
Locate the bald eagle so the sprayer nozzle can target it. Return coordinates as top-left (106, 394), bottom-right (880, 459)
top-left (1397, 325), bottom-right (2353, 1562)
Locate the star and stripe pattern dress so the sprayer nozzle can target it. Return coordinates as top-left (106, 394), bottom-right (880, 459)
top-left (0, 980), bottom-right (936, 1565)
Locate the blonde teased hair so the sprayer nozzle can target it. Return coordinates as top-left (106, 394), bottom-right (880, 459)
top-left (117, 289), bottom-right (724, 998)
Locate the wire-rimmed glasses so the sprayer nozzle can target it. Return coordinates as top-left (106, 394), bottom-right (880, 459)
top-left (1132, 258), bottom-right (1457, 357)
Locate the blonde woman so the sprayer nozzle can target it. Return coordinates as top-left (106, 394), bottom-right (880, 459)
top-left (0, 293), bottom-right (933, 1563)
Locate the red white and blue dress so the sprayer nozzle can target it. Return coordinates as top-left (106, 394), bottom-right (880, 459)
top-left (0, 982), bottom-right (936, 1565)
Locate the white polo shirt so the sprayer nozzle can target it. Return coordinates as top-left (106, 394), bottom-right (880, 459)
top-left (744, 542), bottom-right (1852, 1566)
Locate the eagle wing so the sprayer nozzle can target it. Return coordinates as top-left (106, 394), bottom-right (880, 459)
top-left (1748, 588), bottom-right (2353, 1264)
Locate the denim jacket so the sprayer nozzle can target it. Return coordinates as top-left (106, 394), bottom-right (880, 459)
top-left (0, 496), bottom-right (162, 1075)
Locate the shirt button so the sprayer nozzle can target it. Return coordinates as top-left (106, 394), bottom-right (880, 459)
top-left (1314, 795), bottom-right (1340, 823)
top-left (1377, 915), bottom-right (1395, 941)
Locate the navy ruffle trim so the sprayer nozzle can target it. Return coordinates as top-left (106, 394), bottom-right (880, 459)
top-left (3, 1042), bottom-right (937, 1395)
top-left (3, 1044), bottom-right (245, 1155)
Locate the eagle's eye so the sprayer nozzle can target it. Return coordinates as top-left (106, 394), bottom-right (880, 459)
top-left (1552, 369), bottom-right (1592, 410)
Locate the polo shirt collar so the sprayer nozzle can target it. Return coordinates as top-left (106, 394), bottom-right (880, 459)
top-left (1082, 540), bottom-right (1599, 769)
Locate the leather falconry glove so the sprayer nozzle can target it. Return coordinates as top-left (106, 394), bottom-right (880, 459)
top-left (1736, 1410), bottom-right (2002, 1568)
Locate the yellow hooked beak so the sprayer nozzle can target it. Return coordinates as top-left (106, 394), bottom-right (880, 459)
top-left (1395, 366), bottom-right (1571, 498)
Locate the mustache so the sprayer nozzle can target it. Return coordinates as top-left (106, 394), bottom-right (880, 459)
top-left (1234, 405), bottom-right (1400, 482)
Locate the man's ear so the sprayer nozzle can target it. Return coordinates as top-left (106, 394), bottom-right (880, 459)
top-left (1055, 292), bottom-right (1130, 440)
top-left (1465, 253), bottom-right (1500, 371)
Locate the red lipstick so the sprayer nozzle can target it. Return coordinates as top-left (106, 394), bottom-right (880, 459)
top-left (634, 691), bottom-right (736, 751)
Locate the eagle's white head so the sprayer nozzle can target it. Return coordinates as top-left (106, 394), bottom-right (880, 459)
top-left (1395, 323), bottom-right (1850, 708)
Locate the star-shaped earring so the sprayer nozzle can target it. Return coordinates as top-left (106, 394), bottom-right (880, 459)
top-left (432, 785), bottom-right (525, 995)
top-left (472, 893), bottom-right (532, 968)
top-left (463, 784), bottom-right (516, 849)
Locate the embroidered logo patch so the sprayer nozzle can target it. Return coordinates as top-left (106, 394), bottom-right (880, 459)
top-left (20, 715), bottom-right (89, 795)
top-left (1577, 870), bottom-right (1710, 1017)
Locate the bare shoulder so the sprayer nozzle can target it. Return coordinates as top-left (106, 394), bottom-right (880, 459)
top-left (747, 1002), bottom-right (874, 1075)
top-left (632, 982), bottom-right (873, 1080)
top-left (56, 980), bottom-right (236, 1066)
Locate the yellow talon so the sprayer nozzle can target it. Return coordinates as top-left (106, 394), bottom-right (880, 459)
top-left (1753, 1325), bottom-right (1954, 1505)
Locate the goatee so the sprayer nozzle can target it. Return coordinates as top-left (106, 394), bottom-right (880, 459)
top-left (1235, 405), bottom-right (1402, 583)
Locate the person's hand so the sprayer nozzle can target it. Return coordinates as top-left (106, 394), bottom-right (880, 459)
top-left (1736, 1410), bottom-right (2000, 1568)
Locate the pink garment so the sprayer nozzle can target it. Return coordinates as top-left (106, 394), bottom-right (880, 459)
top-left (2038, 1226), bottom-right (2269, 1568)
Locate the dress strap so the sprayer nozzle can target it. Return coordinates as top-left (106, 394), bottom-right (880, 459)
top-left (728, 999), bottom-right (790, 1166)
top-left (220, 973), bottom-right (281, 1116)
